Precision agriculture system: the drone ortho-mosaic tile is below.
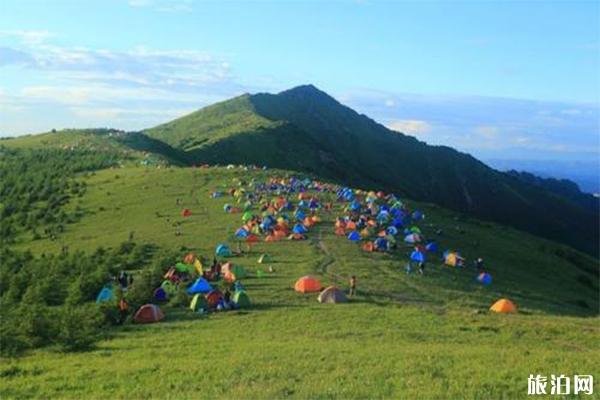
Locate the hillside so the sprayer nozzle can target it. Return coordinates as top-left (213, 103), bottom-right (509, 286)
top-left (1, 160), bottom-right (598, 398)
top-left (146, 85), bottom-right (599, 256)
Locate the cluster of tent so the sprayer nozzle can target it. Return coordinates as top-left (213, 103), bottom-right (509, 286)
top-left (96, 251), bottom-right (253, 324)
top-left (209, 175), bottom-right (517, 314)
top-left (333, 187), bottom-right (439, 256)
top-left (215, 177), bottom-right (337, 243)
top-left (294, 275), bottom-right (348, 303)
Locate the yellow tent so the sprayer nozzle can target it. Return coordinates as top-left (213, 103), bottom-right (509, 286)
top-left (193, 259), bottom-right (203, 274)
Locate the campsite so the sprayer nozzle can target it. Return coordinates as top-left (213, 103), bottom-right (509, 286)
top-left (1, 162), bottom-right (597, 398)
top-left (1, 2), bottom-right (599, 396)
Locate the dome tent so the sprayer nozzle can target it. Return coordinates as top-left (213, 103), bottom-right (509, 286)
top-left (318, 286), bottom-right (348, 304)
top-left (294, 276), bottom-right (322, 293)
top-left (490, 298), bottom-right (517, 313)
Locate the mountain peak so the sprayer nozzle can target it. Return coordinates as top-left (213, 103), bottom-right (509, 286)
top-left (277, 84), bottom-right (335, 101)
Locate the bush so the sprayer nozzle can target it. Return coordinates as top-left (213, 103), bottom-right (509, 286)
top-left (53, 304), bottom-right (103, 352)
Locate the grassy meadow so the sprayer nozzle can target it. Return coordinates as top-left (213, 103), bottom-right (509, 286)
top-left (1, 165), bottom-right (598, 399)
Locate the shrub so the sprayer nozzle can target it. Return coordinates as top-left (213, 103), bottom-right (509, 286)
top-left (53, 304), bottom-right (103, 352)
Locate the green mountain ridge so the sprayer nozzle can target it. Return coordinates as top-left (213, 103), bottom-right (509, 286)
top-left (145, 85), bottom-right (599, 256)
top-left (3, 85), bottom-right (597, 255)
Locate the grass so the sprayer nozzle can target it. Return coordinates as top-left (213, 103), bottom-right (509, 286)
top-left (1, 165), bottom-right (599, 399)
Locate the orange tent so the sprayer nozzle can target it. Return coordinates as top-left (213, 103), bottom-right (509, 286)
top-left (246, 234), bottom-right (259, 243)
top-left (294, 276), bottom-right (322, 293)
top-left (265, 235), bottom-right (278, 242)
top-left (346, 221), bottom-right (357, 230)
top-left (362, 242), bottom-right (375, 252)
top-left (183, 252), bottom-right (196, 264)
top-left (274, 229), bottom-right (287, 238)
top-left (335, 220), bottom-right (346, 229)
top-left (490, 298), bottom-right (517, 313)
top-left (134, 304), bottom-right (164, 323)
top-left (334, 227), bottom-right (346, 236)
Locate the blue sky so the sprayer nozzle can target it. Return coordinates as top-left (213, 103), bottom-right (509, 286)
top-left (1, 0), bottom-right (598, 162)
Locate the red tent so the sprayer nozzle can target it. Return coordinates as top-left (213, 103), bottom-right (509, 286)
top-left (181, 209), bottom-right (192, 217)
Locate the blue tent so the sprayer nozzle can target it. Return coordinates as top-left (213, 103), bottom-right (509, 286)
top-left (96, 286), bottom-right (114, 304)
top-left (187, 277), bottom-right (213, 295)
top-left (386, 226), bottom-right (399, 236)
top-left (154, 287), bottom-right (168, 301)
top-left (292, 224), bottom-right (308, 234)
top-left (410, 250), bottom-right (426, 263)
top-left (425, 242), bottom-right (438, 252)
top-left (215, 244), bottom-right (232, 257)
top-left (235, 228), bottom-right (249, 238)
top-left (374, 237), bottom-right (388, 250)
top-left (347, 231), bottom-right (361, 241)
top-left (412, 210), bottom-right (424, 221)
top-left (294, 210), bottom-right (306, 221)
top-left (477, 273), bottom-right (492, 286)
top-left (349, 200), bottom-right (361, 212)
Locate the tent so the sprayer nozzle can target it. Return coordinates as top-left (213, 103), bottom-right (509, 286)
top-left (242, 211), bottom-right (253, 223)
top-left (153, 287), bottom-right (168, 301)
top-left (215, 244), bottom-right (232, 257)
top-left (292, 224), bottom-right (308, 234)
top-left (490, 298), bottom-right (517, 313)
top-left (189, 293), bottom-right (207, 312)
top-left (425, 242), bottom-right (438, 253)
top-left (246, 234), bottom-right (259, 244)
top-left (161, 280), bottom-right (176, 295)
top-left (410, 250), bottom-right (426, 263)
top-left (134, 304), bottom-right (164, 323)
top-left (257, 254), bottom-right (271, 264)
top-left (404, 233), bottom-right (421, 244)
top-left (235, 228), bottom-right (249, 238)
top-left (232, 290), bottom-right (251, 308)
top-left (444, 252), bottom-right (463, 267)
top-left (318, 286), bottom-right (348, 304)
top-left (294, 276), bottom-right (322, 293)
top-left (347, 231), bottom-right (361, 241)
top-left (362, 242), bottom-right (375, 252)
top-left (477, 272), bottom-right (492, 286)
top-left (181, 209), bottom-right (192, 217)
top-left (187, 277), bottom-right (213, 295)
top-left (205, 290), bottom-right (223, 309)
top-left (183, 253), bottom-right (196, 264)
top-left (175, 262), bottom-right (192, 273)
top-left (194, 259), bottom-right (203, 274)
top-left (96, 286), bottom-right (114, 304)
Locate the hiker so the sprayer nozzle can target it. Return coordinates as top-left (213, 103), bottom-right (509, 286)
top-left (474, 257), bottom-right (484, 271)
top-left (118, 298), bottom-right (129, 324)
top-left (349, 275), bottom-right (357, 297)
top-left (118, 271), bottom-right (128, 290)
top-left (418, 261), bottom-right (426, 275)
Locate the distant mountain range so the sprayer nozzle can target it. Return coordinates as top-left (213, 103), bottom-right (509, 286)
top-left (3, 85), bottom-right (598, 255)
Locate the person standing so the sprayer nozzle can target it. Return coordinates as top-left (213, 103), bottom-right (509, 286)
top-left (349, 275), bottom-right (357, 297)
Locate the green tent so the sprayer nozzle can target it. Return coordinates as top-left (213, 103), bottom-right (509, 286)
top-left (190, 293), bottom-right (208, 312)
top-left (161, 280), bottom-right (177, 295)
top-left (256, 269), bottom-right (265, 278)
top-left (175, 262), bottom-right (192, 273)
top-left (233, 290), bottom-right (251, 308)
top-left (242, 211), bottom-right (253, 223)
top-left (410, 226), bottom-right (422, 234)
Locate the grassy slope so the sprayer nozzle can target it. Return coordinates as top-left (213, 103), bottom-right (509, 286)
top-left (2, 166), bottom-right (598, 399)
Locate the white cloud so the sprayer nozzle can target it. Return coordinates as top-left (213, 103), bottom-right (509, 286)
top-left (387, 120), bottom-right (431, 135)
top-left (0, 30), bottom-right (54, 45)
